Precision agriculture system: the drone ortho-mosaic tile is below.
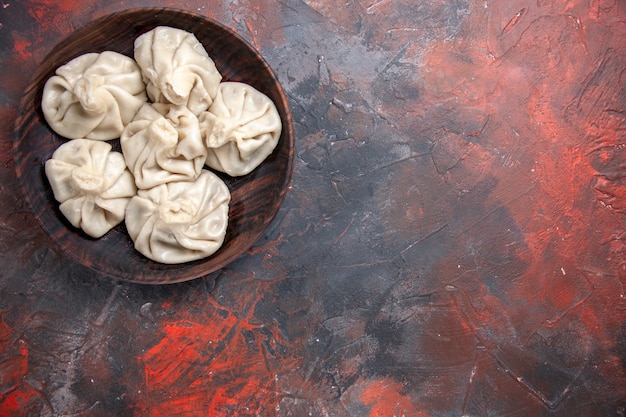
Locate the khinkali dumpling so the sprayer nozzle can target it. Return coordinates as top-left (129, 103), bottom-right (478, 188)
top-left (42, 51), bottom-right (147, 141)
top-left (199, 82), bottom-right (281, 176)
top-left (45, 139), bottom-right (137, 238)
top-left (134, 26), bottom-right (222, 115)
top-left (125, 170), bottom-right (230, 264)
top-left (121, 103), bottom-right (207, 190)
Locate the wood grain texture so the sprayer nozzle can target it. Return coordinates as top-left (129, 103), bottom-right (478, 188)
top-left (12, 8), bottom-right (294, 284)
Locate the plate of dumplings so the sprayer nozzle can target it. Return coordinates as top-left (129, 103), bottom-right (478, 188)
top-left (13, 8), bottom-right (294, 284)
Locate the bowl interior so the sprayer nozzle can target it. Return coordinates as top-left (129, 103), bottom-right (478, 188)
top-left (13, 8), bottom-right (294, 284)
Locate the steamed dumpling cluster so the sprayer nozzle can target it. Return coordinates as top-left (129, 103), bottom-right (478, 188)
top-left (41, 26), bottom-right (282, 264)
top-left (121, 101), bottom-right (230, 264)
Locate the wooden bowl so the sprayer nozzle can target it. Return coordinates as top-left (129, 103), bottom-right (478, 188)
top-left (13, 8), bottom-right (294, 284)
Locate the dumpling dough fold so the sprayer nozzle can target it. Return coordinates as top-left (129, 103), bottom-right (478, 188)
top-left (125, 170), bottom-right (230, 264)
top-left (121, 103), bottom-right (207, 190)
top-left (199, 82), bottom-right (281, 176)
top-left (42, 51), bottom-right (147, 140)
top-left (134, 26), bottom-right (222, 115)
top-left (45, 139), bottom-right (137, 238)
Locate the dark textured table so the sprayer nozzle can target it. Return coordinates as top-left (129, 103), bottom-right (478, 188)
top-left (1, 1), bottom-right (625, 416)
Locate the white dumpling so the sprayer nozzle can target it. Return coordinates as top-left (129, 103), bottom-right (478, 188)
top-left (45, 139), bottom-right (137, 238)
top-left (125, 170), bottom-right (230, 264)
top-left (121, 103), bottom-right (207, 190)
top-left (42, 51), bottom-right (147, 141)
top-left (134, 26), bottom-right (222, 115)
top-left (199, 82), bottom-right (281, 177)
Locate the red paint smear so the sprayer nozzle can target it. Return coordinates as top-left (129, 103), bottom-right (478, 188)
top-left (420, 3), bottom-right (618, 263)
top-left (135, 291), bottom-right (296, 416)
top-left (411, 1), bottom-right (626, 385)
top-left (140, 296), bottom-right (240, 393)
top-left (29, 0), bottom-right (77, 20)
top-left (0, 385), bottom-right (42, 416)
top-left (360, 378), bottom-right (431, 417)
top-left (142, 317), bottom-right (238, 392)
top-left (11, 32), bottom-right (32, 62)
top-left (33, 0), bottom-right (76, 10)
top-left (28, 0), bottom-right (76, 20)
top-left (0, 322), bottom-right (46, 415)
top-left (141, 387), bottom-right (212, 417)
top-left (0, 322), bottom-right (28, 395)
top-left (26, 0), bottom-right (85, 35)
top-left (228, 0), bottom-right (286, 48)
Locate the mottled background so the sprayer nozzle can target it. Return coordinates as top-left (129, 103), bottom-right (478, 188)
top-left (1, 0), bottom-right (626, 416)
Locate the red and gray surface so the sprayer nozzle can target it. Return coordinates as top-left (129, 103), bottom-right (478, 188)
top-left (1, 0), bottom-right (625, 416)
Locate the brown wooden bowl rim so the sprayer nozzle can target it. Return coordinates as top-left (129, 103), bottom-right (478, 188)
top-left (12, 7), bottom-right (295, 284)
